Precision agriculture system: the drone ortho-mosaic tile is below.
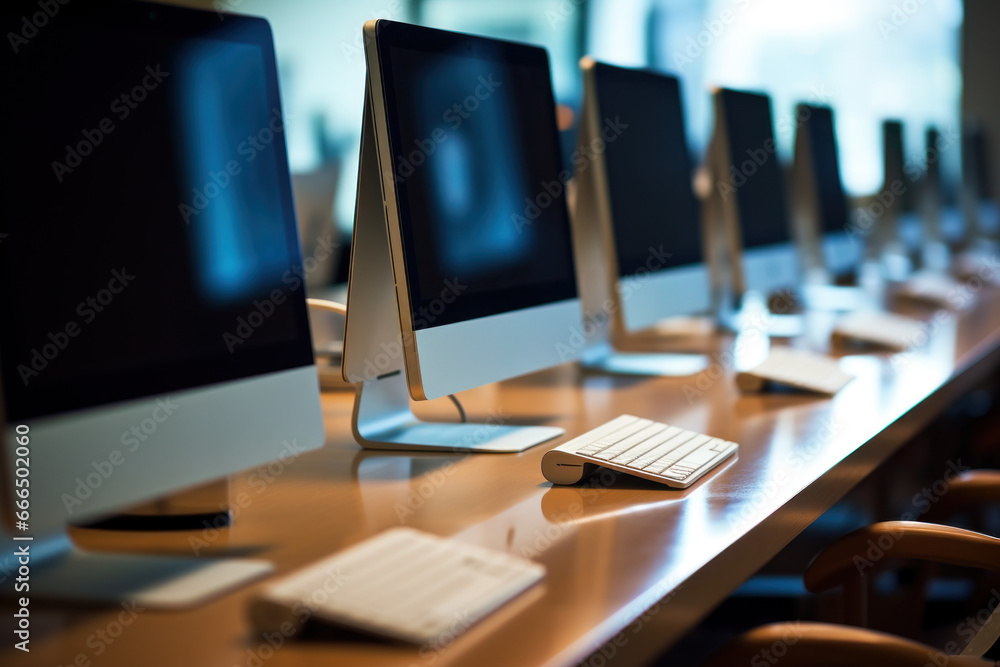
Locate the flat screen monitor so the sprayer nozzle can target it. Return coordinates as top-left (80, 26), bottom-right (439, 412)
top-left (796, 104), bottom-right (860, 276)
top-left (589, 61), bottom-right (709, 331)
top-left (716, 88), bottom-right (799, 296)
top-left (883, 120), bottom-right (907, 196)
top-left (802, 105), bottom-right (849, 235)
top-left (1, 1), bottom-right (324, 534)
top-left (962, 121), bottom-right (999, 239)
top-left (882, 120), bottom-right (922, 252)
top-left (359, 20), bottom-right (580, 401)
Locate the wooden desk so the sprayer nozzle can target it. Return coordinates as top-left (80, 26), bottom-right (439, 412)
top-left (12, 286), bottom-right (1000, 667)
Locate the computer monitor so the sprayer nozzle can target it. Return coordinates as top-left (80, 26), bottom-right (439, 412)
top-left (565, 59), bottom-right (710, 377)
top-left (342, 20), bottom-right (580, 452)
top-left (712, 88), bottom-right (800, 302)
top-left (792, 104), bottom-right (860, 279)
top-left (961, 120), bottom-right (999, 242)
top-left (880, 120), bottom-right (916, 249)
top-left (588, 60), bottom-right (709, 329)
top-left (919, 126), bottom-right (951, 270)
top-left (1, 1), bottom-right (324, 605)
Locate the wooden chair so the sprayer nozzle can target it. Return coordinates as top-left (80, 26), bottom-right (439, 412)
top-left (703, 521), bottom-right (1000, 666)
top-left (923, 470), bottom-right (1000, 526)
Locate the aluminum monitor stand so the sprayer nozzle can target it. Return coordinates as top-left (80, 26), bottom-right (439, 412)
top-left (340, 83), bottom-right (562, 453)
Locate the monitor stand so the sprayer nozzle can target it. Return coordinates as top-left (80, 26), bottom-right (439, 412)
top-left (351, 371), bottom-right (562, 453)
top-left (579, 342), bottom-right (709, 376)
top-left (802, 281), bottom-right (871, 313)
top-left (719, 291), bottom-right (806, 338)
top-left (341, 82), bottom-right (563, 453)
top-left (1, 521), bottom-right (271, 610)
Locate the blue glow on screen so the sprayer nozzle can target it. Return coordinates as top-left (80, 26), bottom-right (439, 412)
top-left (175, 38), bottom-right (291, 304)
top-left (416, 52), bottom-right (529, 276)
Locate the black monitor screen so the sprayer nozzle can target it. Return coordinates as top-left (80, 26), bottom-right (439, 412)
top-left (374, 21), bottom-right (577, 330)
top-left (801, 105), bottom-right (848, 233)
top-left (719, 89), bottom-right (791, 249)
top-left (0, 2), bottom-right (312, 421)
top-left (592, 63), bottom-right (702, 276)
top-left (882, 120), bottom-right (915, 211)
top-left (963, 122), bottom-right (990, 200)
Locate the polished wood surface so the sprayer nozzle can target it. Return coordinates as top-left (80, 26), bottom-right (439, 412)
top-left (10, 285), bottom-right (1000, 667)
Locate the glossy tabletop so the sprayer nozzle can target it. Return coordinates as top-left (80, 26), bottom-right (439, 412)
top-left (10, 283), bottom-right (1000, 667)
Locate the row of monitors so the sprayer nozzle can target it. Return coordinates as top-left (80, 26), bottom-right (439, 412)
top-left (0, 5), bottom-right (989, 532)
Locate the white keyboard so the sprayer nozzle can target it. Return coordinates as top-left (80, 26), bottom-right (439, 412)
top-left (736, 347), bottom-right (854, 395)
top-left (541, 415), bottom-right (737, 488)
top-left (250, 528), bottom-right (544, 644)
top-left (896, 271), bottom-right (965, 308)
top-left (832, 311), bottom-right (925, 351)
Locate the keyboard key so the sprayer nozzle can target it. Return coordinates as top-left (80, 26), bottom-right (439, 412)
top-left (679, 447), bottom-right (718, 467)
top-left (592, 423), bottom-right (662, 460)
top-left (710, 440), bottom-right (734, 452)
top-left (609, 425), bottom-right (672, 464)
top-left (650, 433), bottom-right (711, 468)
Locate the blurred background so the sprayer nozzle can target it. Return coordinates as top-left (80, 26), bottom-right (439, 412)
top-left (156, 0), bottom-right (997, 287)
